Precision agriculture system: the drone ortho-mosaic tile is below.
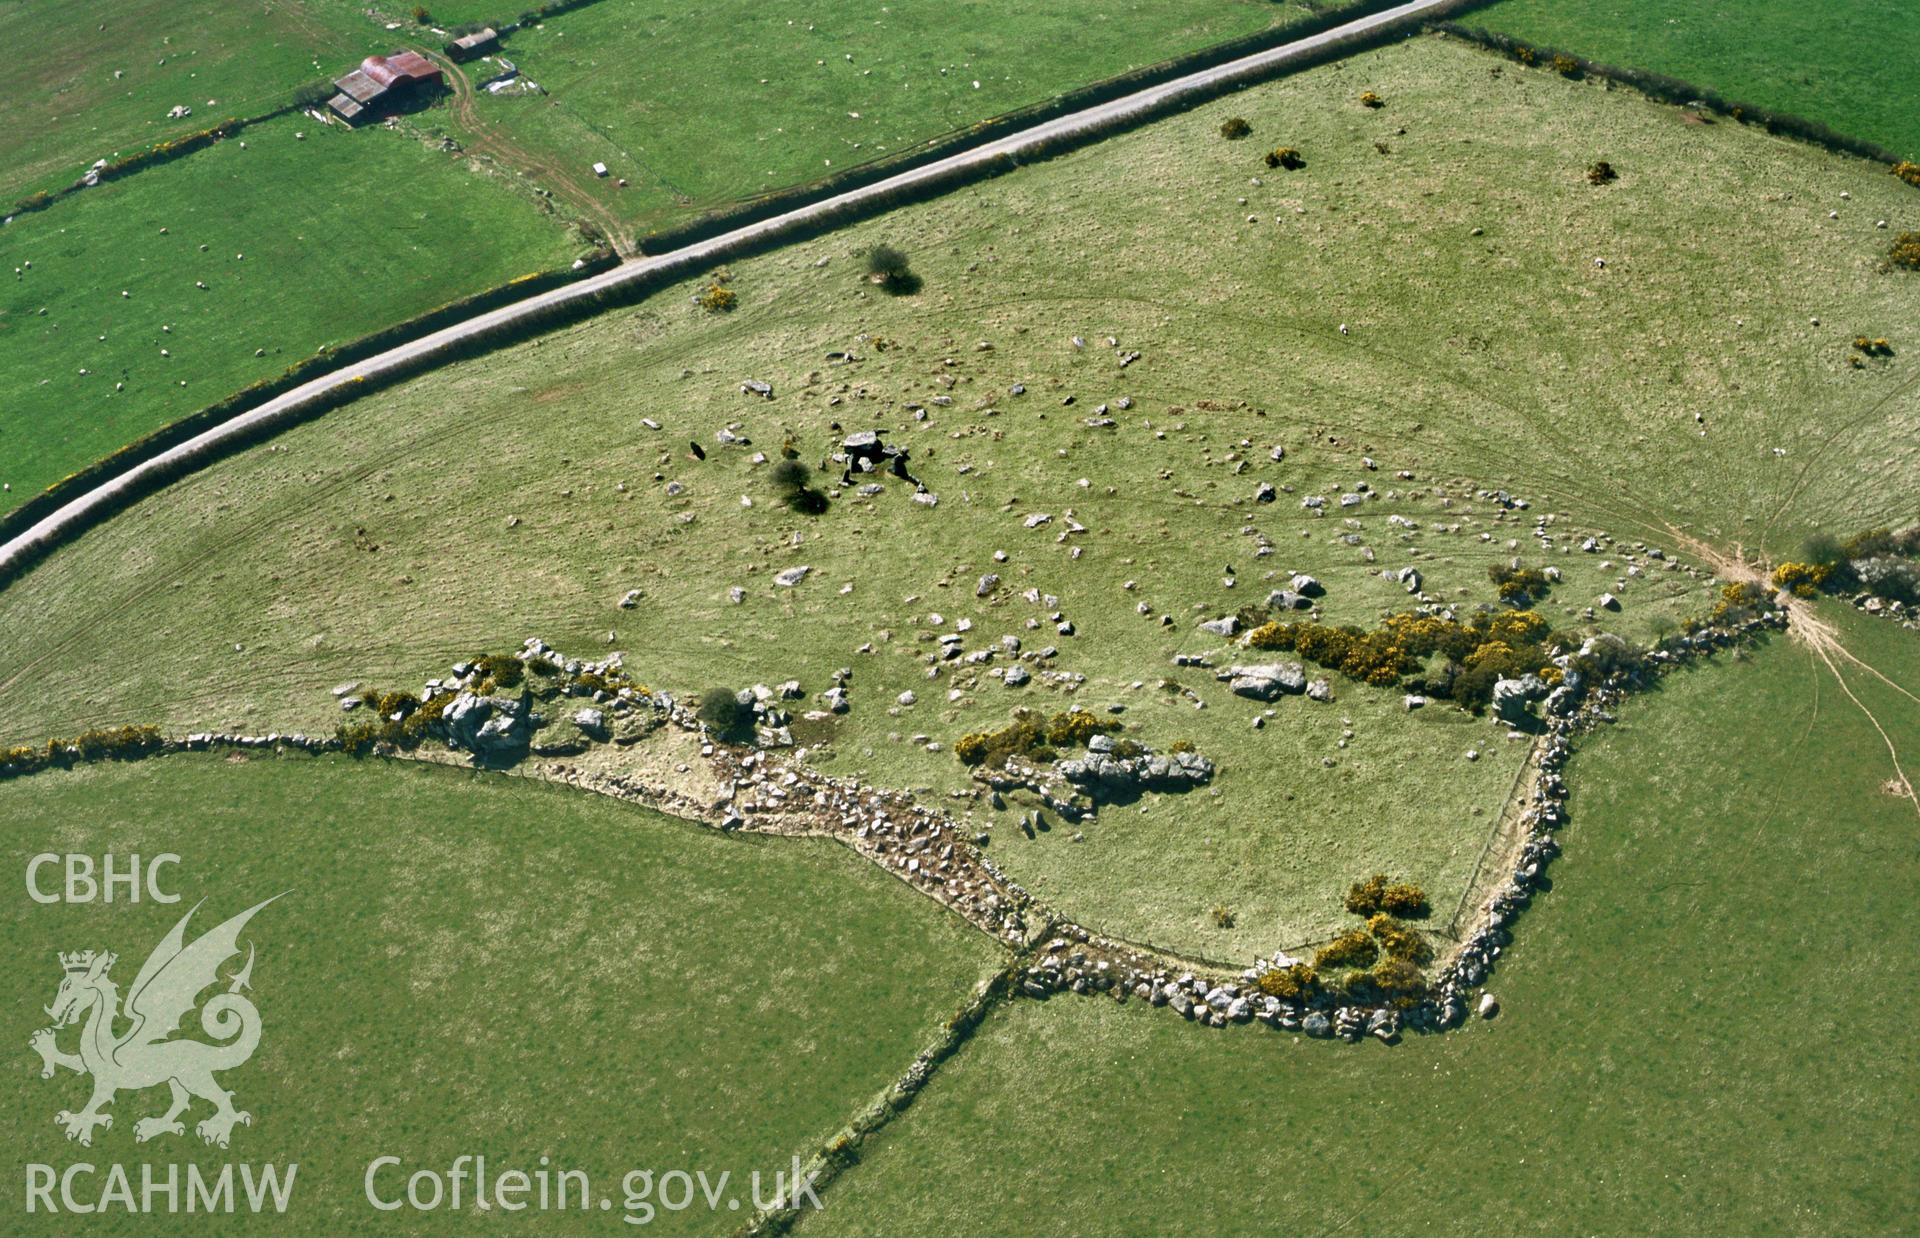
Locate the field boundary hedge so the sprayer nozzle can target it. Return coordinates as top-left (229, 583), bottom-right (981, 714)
top-left (1434, 24), bottom-right (1909, 166)
top-left (5, 110), bottom-right (305, 220)
top-left (745, 965), bottom-right (1022, 1236)
top-left (636, 0), bottom-right (1489, 254)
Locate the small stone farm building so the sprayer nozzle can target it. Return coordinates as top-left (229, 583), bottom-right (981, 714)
top-left (327, 51), bottom-right (444, 125)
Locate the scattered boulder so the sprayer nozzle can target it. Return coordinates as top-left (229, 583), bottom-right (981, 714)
top-left (1221, 663), bottom-right (1306, 700)
top-left (1491, 674), bottom-right (1548, 724)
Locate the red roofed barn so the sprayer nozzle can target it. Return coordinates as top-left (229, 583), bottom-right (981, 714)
top-left (327, 51), bottom-right (444, 125)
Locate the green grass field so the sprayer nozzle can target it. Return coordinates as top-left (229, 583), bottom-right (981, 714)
top-left (809, 603), bottom-right (1920, 1233)
top-left (1471, 0), bottom-right (1920, 160)
top-left (1, 753), bottom-right (1002, 1231)
top-left (438, 0), bottom-right (1312, 234)
top-left (1, 35), bottom-right (1913, 959)
top-left (0, 0), bottom-right (379, 201)
top-left (0, 113), bottom-right (581, 515)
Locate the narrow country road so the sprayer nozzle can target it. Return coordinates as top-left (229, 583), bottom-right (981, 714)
top-left (0, 0), bottom-right (1456, 581)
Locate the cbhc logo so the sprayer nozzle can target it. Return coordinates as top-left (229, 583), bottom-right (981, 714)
top-left (26, 854), bottom-right (181, 904)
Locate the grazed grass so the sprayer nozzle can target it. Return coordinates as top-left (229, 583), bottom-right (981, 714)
top-left (0, 0), bottom-right (378, 200)
top-left (0, 753), bottom-right (1002, 1232)
top-left (0, 113), bottom-right (581, 514)
top-left (808, 604), bottom-right (1920, 1234)
top-left (1, 35), bottom-right (1913, 959)
top-left (1472, 0), bottom-right (1920, 159)
top-left (431, 0), bottom-right (1313, 234)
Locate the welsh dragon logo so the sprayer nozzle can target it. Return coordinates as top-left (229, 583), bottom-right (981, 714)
top-left (29, 895), bottom-right (281, 1148)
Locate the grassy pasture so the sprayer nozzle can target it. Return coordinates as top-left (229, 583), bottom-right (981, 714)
top-left (0, 35), bottom-right (1913, 959)
top-left (437, 0), bottom-right (1314, 234)
top-left (0, 753), bottom-right (1002, 1232)
top-left (0, 0), bottom-right (379, 201)
top-left (1472, 0), bottom-right (1920, 160)
top-left (810, 604), bottom-right (1920, 1233)
top-left (0, 113), bottom-right (580, 515)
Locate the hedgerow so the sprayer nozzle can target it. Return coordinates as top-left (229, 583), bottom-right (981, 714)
top-left (2, 726), bottom-right (166, 780)
top-left (1435, 24), bottom-right (1904, 166)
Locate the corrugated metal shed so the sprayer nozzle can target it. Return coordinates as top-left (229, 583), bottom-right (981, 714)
top-left (450, 27), bottom-right (499, 59)
top-left (335, 69), bottom-right (385, 105)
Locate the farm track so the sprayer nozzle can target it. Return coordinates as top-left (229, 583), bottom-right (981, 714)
top-left (432, 52), bottom-right (636, 254)
top-left (0, 0), bottom-right (1458, 588)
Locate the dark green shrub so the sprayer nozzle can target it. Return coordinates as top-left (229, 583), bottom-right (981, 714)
top-left (769, 457), bottom-right (828, 512)
top-left (1211, 905), bottom-right (1235, 929)
top-left (1220, 116), bottom-right (1252, 140)
top-left (471, 653), bottom-right (524, 689)
top-left (1264, 146), bottom-right (1305, 170)
top-left (770, 459), bottom-right (810, 492)
top-left (696, 688), bottom-right (752, 738)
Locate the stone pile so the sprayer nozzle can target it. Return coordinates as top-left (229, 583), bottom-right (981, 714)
top-left (1055, 734), bottom-right (1214, 797)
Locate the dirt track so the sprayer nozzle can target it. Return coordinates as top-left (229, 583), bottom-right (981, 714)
top-left (432, 52), bottom-right (636, 254)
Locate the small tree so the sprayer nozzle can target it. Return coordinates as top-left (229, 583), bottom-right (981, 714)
top-left (412, 4), bottom-right (432, 24)
top-left (770, 458), bottom-right (827, 514)
top-left (865, 243), bottom-right (913, 286)
top-left (1219, 116), bottom-right (1252, 140)
top-left (696, 688), bottom-right (751, 738)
